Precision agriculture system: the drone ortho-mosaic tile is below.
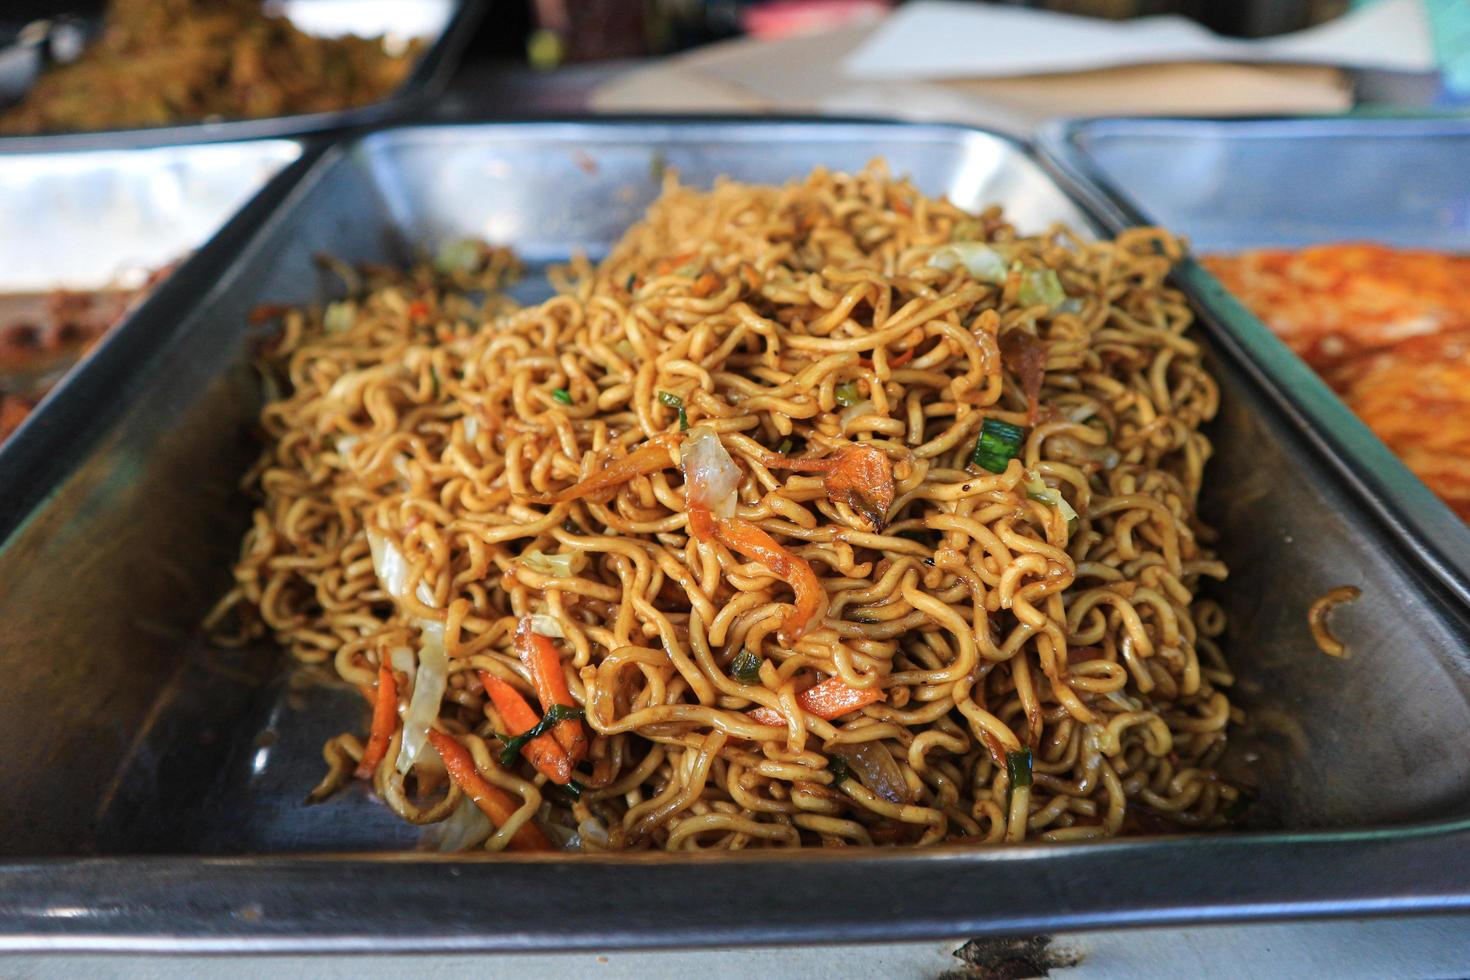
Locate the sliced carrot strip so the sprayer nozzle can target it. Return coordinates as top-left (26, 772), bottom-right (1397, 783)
top-left (515, 619), bottom-right (589, 763)
top-left (354, 663), bottom-right (398, 779)
top-left (692, 272), bottom-right (721, 298)
top-left (756, 444), bottom-right (895, 531)
top-left (653, 251), bottom-right (698, 276)
top-left (687, 499), bottom-right (718, 542)
top-left (546, 432), bottom-right (682, 503)
top-left (480, 672), bottom-right (573, 785)
top-left (748, 676), bottom-right (886, 727)
top-left (713, 516), bottom-right (827, 643)
top-left (819, 445), bottom-right (895, 531)
top-left (427, 729), bottom-right (554, 852)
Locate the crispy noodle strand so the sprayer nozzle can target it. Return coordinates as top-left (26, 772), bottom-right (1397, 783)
top-left (210, 161), bottom-right (1243, 849)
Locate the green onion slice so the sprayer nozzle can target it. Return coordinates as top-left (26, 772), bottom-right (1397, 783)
top-left (834, 381), bottom-right (862, 407)
top-left (1006, 747), bottom-right (1033, 789)
top-left (552, 388), bottom-right (573, 405)
top-left (658, 390), bottom-right (684, 408)
top-left (972, 417), bottom-right (1025, 473)
top-left (497, 703), bottom-right (586, 766)
top-left (730, 650), bottom-right (762, 684)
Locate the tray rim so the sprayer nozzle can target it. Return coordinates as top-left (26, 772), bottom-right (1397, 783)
top-left (3, 114), bottom-right (1469, 951)
top-left (3, 824), bottom-right (1470, 952)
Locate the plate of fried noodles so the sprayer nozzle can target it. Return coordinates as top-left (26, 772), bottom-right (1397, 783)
top-left (208, 161), bottom-right (1243, 853)
top-left (0, 0), bottom-right (422, 136)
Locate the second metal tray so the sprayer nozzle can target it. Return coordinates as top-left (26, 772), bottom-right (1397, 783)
top-left (1, 118), bottom-right (1468, 951)
top-left (1038, 114), bottom-right (1470, 610)
top-left (0, 137), bottom-right (314, 531)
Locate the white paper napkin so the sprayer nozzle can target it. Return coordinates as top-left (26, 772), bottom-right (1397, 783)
top-left (845, 0), bottom-right (1434, 80)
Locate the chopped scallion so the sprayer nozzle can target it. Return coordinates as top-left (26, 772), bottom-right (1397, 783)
top-left (834, 381), bottom-right (862, 407)
top-left (497, 703), bottom-right (586, 766)
top-left (1006, 747), bottom-right (1033, 789)
top-left (730, 650), bottom-right (762, 684)
top-left (677, 407), bottom-right (689, 431)
top-left (776, 437), bottom-right (794, 455)
top-left (972, 418), bottom-right (1025, 473)
top-left (494, 732), bottom-right (523, 766)
top-left (658, 390), bottom-right (684, 408)
top-left (429, 367), bottom-right (441, 400)
top-left (552, 388), bottom-right (573, 405)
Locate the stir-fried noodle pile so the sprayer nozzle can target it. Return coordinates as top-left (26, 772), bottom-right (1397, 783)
top-left (210, 162), bottom-right (1242, 852)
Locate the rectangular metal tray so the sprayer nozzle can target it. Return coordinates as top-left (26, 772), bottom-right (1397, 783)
top-left (1038, 114), bottom-right (1470, 610)
top-left (0, 138), bottom-right (313, 530)
top-left (0, 0), bottom-right (485, 150)
top-left (1, 119), bottom-right (1469, 952)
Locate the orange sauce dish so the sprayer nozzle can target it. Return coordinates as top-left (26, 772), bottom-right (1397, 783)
top-left (1203, 244), bottom-right (1470, 520)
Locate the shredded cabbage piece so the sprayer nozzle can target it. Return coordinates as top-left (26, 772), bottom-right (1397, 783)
top-left (521, 549), bottom-right (577, 578)
top-left (1023, 469), bottom-right (1079, 522)
top-left (365, 526), bottom-right (448, 775)
top-left (680, 427), bottom-right (740, 519)
top-left (324, 301), bottom-right (355, 333)
top-left (527, 614), bottom-right (564, 638)
top-left (1018, 268), bottom-right (1066, 310)
top-left (431, 796), bottom-right (493, 852)
top-left (928, 243), bottom-right (1008, 283)
top-left (397, 629), bottom-right (447, 776)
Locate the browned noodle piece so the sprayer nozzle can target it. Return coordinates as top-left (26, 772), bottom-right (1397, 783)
top-left (1307, 585), bottom-right (1362, 658)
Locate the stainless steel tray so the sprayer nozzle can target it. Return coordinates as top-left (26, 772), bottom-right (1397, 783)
top-left (0, 138), bottom-right (314, 528)
top-left (0, 0), bottom-right (485, 150)
top-left (1, 119), bottom-right (1468, 952)
top-left (1038, 114), bottom-right (1470, 610)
